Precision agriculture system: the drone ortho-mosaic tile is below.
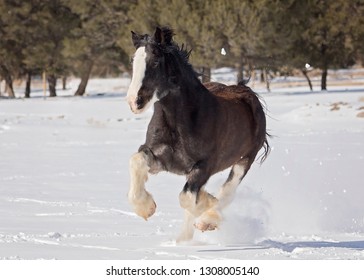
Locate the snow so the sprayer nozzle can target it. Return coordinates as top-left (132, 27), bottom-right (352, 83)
top-left (1, 71), bottom-right (364, 260)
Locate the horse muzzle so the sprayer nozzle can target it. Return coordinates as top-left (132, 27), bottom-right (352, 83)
top-left (127, 95), bottom-right (146, 114)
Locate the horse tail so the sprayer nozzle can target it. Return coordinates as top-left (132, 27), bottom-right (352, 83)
top-left (237, 77), bottom-right (251, 86)
top-left (237, 81), bottom-right (270, 164)
top-left (259, 134), bottom-right (271, 163)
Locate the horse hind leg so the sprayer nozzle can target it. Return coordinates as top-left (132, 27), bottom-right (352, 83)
top-left (177, 193), bottom-right (218, 242)
top-left (128, 151), bottom-right (157, 220)
top-left (179, 187), bottom-right (220, 234)
top-left (194, 157), bottom-right (253, 231)
top-left (216, 157), bottom-right (253, 209)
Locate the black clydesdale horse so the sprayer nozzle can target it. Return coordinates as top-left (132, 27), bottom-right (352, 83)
top-left (126, 27), bottom-right (269, 242)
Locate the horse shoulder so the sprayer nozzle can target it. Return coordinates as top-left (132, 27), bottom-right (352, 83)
top-left (143, 103), bottom-right (170, 149)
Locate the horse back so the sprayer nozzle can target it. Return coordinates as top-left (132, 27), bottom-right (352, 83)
top-left (204, 81), bottom-right (267, 154)
top-left (204, 82), bottom-right (265, 123)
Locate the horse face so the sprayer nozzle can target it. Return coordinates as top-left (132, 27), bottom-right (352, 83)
top-left (127, 28), bottom-right (172, 114)
top-left (127, 46), bottom-right (156, 114)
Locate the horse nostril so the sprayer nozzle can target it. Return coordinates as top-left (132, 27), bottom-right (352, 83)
top-left (136, 96), bottom-right (143, 108)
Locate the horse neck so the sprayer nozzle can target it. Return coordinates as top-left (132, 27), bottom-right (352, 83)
top-left (160, 73), bottom-right (217, 129)
top-left (173, 74), bottom-right (215, 108)
top-left (166, 52), bottom-right (215, 108)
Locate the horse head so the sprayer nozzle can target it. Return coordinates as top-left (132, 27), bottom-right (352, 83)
top-left (127, 27), bottom-right (176, 114)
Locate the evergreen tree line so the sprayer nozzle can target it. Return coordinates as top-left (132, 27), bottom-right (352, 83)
top-left (1, 0), bottom-right (363, 98)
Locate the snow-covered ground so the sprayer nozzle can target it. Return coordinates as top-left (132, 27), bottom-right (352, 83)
top-left (1, 70), bottom-right (364, 259)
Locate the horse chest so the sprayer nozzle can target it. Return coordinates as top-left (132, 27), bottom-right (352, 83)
top-left (145, 114), bottom-right (206, 174)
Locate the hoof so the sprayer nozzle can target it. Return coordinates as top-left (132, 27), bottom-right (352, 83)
top-left (129, 190), bottom-right (156, 220)
top-left (194, 208), bottom-right (221, 232)
top-left (138, 200), bottom-right (156, 221)
top-left (194, 221), bottom-right (218, 232)
top-left (179, 190), bottom-right (218, 217)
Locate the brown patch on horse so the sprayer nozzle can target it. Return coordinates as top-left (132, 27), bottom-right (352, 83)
top-left (204, 82), bottom-right (228, 94)
top-left (204, 82), bottom-right (262, 108)
top-left (204, 82), bottom-right (269, 163)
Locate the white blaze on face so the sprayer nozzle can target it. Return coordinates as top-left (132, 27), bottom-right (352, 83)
top-left (127, 46), bottom-right (147, 113)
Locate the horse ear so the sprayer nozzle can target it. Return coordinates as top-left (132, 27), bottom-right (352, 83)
top-left (161, 27), bottom-right (174, 45)
top-left (131, 31), bottom-right (143, 49)
top-left (154, 26), bottom-right (173, 46)
top-left (154, 27), bottom-right (163, 44)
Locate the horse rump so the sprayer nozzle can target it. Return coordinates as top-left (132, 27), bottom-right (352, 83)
top-left (204, 81), bottom-right (270, 163)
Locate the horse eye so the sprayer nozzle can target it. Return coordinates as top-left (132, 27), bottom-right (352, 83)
top-left (152, 61), bottom-right (159, 68)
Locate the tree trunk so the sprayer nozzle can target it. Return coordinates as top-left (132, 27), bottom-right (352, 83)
top-left (25, 71), bottom-right (32, 98)
top-left (321, 67), bottom-right (328, 90)
top-left (251, 69), bottom-right (256, 88)
top-left (201, 67), bottom-right (211, 83)
top-left (47, 74), bottom-right (57, 97)
top-left (263, 68), bottom-right (271, 92)
top-left (75, 61), bottom-right (94, 96)
top-left (248, 62), bottom-right (255, 88)
top-left (62, 76), bottom-right (67, 90)
top-left (4, 76), bottom-right (15, 98)
top-left (235, 61), bottom-right (244, 83)
top-left (260, 71), bottom-right (265, 83)
top-left (42, 71), bottom-right (47, 97)
top-left (301, 69), bottom-right (313, 91)
top-left (0, 65), bottom-right (15, 98)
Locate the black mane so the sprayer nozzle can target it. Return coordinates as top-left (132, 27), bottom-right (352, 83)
top-left (168, 43), bottom-right (192, 66)
top-left (152, 27), bottom-right (198, 81)
top-left (167, 43), bottom-right (198, 80)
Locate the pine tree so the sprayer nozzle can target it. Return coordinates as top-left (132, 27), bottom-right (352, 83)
top-left (346, 1), bottom-right (364, 66)
top-left (291, 0), bottom-right (358, 90)
top-left (126, 0), bottom-right (226, 82)
top-left (216, 0), bottom-right (264, 82)
top-left (251, 1), bottom-right (315, 90)
top-left (247, 0), bottom-right (363, 91)
top-left (63, 0), bottom-right (131, 96)
top-left (19, 0), bottom-right (79, 97)
top-left (0, 0), bottom-right (26, 98)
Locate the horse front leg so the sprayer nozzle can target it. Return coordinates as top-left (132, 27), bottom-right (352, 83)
top-left (128, 151), bottom-right (156, 220)
top-left (177, 210), bottom-right (195, 242)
